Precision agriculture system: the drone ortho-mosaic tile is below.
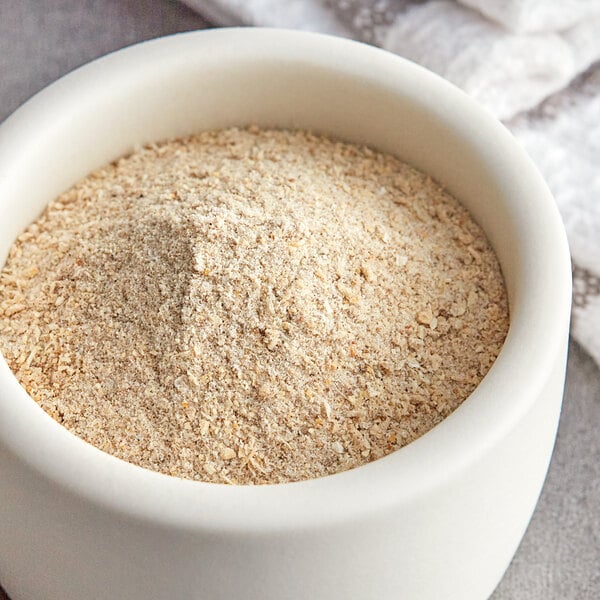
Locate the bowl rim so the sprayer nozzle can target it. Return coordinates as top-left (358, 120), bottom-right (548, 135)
top-left (0, 27), bottom-right (572, 532)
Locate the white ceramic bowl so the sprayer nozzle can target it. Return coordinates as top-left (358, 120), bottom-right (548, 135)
top-left (0, 29), bottom-right (571, 600)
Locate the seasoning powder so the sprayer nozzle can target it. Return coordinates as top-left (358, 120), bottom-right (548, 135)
top-left (0, 128), bottom-right (509, 484)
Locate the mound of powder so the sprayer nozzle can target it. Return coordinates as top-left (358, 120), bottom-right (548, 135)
top-left (0, 127), bottom-right (508, 484)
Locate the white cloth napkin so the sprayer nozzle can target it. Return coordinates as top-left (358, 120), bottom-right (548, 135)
top-left (382, 1), bottom-right (600, 119)
top-left (458, 0), bottom-right (600, 34)
top-left (182, 0), bottom-right (600, 365)
top-left (190, 0), bottom-right (348, 32)
top-left (509, 64), bottom-right (600, 363)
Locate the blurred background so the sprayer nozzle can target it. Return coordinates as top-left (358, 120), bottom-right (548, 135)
top-left (0, 1), bottom-right (598, 598)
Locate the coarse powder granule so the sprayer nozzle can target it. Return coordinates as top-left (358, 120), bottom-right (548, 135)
top-left (0, 127), bottom-right (509, 484)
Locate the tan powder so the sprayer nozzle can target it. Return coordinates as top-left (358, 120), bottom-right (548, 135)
top-left (0, 127), bottom-right (509, 484)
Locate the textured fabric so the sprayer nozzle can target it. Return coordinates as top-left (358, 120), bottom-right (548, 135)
top-left (0, 2), bottom-right (598, 600)
top-left (382, 1), bottom-right (600, 119)
top-left (509, 65), bottom-right (600, 363)
top-left (189, 0), bottom-right (349, 32)
top-left (458, 0), bottom-right (600, 34)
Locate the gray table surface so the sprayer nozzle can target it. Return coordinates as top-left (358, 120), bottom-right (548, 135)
top-left (0, 1), bottom-right (598, 598)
